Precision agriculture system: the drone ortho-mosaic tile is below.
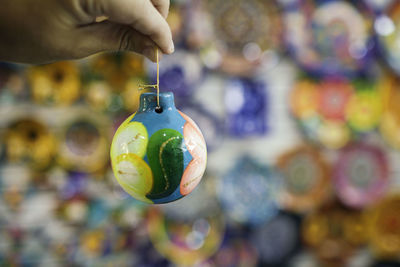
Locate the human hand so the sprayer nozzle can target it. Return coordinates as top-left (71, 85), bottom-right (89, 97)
top-left (0, 0), bottom-right (174, 64)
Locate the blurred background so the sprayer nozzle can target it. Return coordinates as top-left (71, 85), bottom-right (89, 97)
top-left (1, 0), bottom-right (400, 266)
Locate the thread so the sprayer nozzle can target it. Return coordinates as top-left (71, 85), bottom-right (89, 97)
top-left (139, 49), bottom-right (161, 109)
top-left (156, 49), bottom-right (160, 108)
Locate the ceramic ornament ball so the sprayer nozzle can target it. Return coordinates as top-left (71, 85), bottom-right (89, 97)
top-left (111, 92), bottom-right (207, 204)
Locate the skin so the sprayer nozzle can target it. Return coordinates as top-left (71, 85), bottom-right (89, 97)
top-left (0, 0), bottom-right (174, 64)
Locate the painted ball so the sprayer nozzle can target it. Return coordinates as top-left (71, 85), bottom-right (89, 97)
top-left (110, 92), bottom-right (207, 204)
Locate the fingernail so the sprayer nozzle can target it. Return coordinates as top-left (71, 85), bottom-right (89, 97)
top-left (168, 43), bottom-right (175, 54)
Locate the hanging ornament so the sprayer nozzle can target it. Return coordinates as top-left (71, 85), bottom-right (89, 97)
top-left (111, 92), bottom-right (207, 204)
top-left (110, 50), bottom-right (207, 204)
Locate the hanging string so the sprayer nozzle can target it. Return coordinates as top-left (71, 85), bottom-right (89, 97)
top-left (156, 49), bottom-right (160, 108)
top-left (139, 48), bottom-right (161, 109)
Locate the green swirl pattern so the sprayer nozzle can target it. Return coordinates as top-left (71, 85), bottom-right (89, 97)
top-left (146, 129), bottom-right (184, 199)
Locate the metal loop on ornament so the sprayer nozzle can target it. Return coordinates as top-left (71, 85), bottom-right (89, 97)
top-left (138, 49), bottom-right (161, 109)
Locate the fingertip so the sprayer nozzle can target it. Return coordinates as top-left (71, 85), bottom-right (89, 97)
top-left (160, 41), bottom-right (174, 55)
top-left (167, 42), bottom-right (175, 54)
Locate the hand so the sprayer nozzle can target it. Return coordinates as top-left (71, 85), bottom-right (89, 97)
top-left (0, 0), bottom-right (174, 63)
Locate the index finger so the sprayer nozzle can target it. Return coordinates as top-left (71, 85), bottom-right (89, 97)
top-left (89, 0), bottom-right (174, 54)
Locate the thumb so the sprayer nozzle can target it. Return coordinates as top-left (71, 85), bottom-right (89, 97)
top-left (74, 21), bottom-right (159, 61)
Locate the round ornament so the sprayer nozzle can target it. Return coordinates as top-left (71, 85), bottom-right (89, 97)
top-left (277, 146), bottom-right (332, 213)
top-left (334, 143), bottom-right (389, 209)
top-left (283, 0), bottom-right (373, 76)
top-left (368, 195), bottom-right (400, 258)
top-left (111, 92), bottom-right (207, 204)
